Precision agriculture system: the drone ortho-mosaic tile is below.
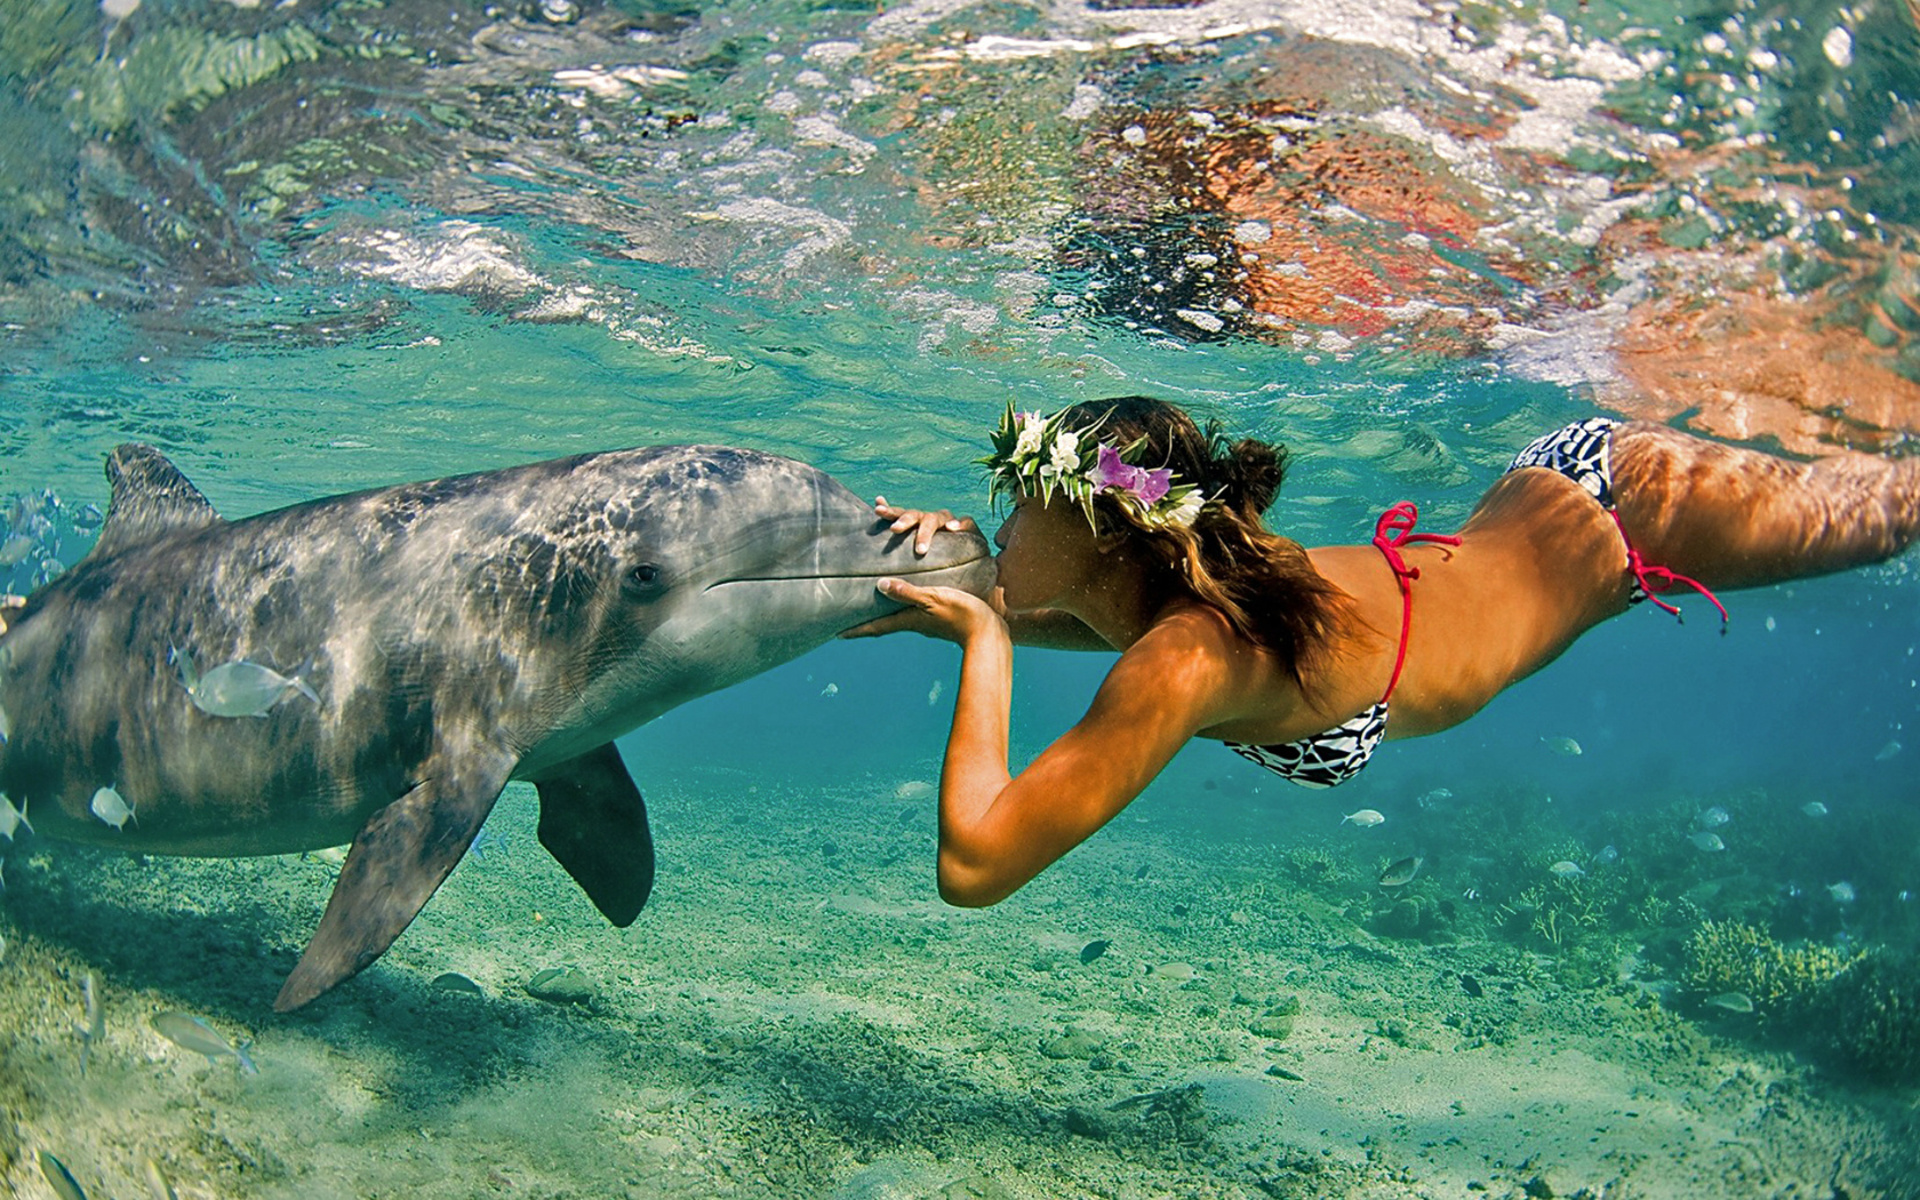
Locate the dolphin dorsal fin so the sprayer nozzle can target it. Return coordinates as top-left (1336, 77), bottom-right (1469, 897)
top-left (87, 443), bottom-right (224, 561)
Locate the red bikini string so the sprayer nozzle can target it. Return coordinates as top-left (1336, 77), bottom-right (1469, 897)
top-left (1371, 501), bottom-right (1462, 705)
top-left (1608, 510), bottom-right (1728, 629)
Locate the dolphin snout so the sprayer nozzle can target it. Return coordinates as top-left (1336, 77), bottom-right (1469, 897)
top-left (878, 524), bottom-right (995, 596)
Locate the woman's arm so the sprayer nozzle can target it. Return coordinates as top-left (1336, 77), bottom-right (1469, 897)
top-left (875, 579), bottom-right (1243, 906)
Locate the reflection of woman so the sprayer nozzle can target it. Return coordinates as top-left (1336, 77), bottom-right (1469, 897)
top-left (851, 396), bottom-right (1920, 906)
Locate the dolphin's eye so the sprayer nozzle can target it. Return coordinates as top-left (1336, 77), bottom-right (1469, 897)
top-left (623, 562), bottom-right (664, 597)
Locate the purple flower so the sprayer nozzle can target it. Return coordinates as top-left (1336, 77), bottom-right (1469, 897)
top-left (1091, 444), bottom-right (1172, 504)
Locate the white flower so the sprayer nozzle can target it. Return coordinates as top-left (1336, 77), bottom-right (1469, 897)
top-left (1012, 420), bottom-right (1045, 462)
top-left (1159, 489), bottom-right (1206, 528)
top-left (1047, 429), bottom-right (1081, 475)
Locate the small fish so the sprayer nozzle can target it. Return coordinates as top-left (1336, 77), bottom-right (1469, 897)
top-left (1341, 809), bottom-right (1385, 827)
top-left (0, 699), bottom-right (11, 742)
top-left (819, 682), bottom-right (839, 697)
top-left (1688, 831), bottom-right (1725, 852)
top-left (1459, 973), bottom-right (1484, 997)
top-left (0, 792), bottom-right (31, 841)
top-left (90, 786), bottom-right (134, 830)
top-left (1377, 855), bottom-right (1424, 887)
top-left (467, 827), bottom-right (500, 862)
top-left (142, 1157), bottom-right (177, 1200)
top-left (172, 647), bottom-right (320, 719)
top-left (1415, 787), bottom-right (1452, 808)
top-left (1595, 844), bottom-right (1620, 865)
top-left (1461, 887), bottom-right (1480, 901)
top-left (1079, 939), bottom-right (1110, 964)
top-left (1828, 881), bottom-right (1857, 904)
top-left (0, 533), bottom-right (37, 568)
top-left (893, 779), bottom-right (934, 801)
top-left (71, 503), bottom-right (104, 534)
top-left (38, 1151), bottom-right (87, 1200)
top-left (927, 679), bottom-right (944, 706)
top-left (74, 973), bottom-right (102, 1075)
top-left (1875, 739), bottom-right (1903, 762)
top-left (1548, 860), bottom-right (1586, 879)
top-left (1801, 801), bottom-right (1829, 817)
top-left (1541, 736), bottom-right (1583, 757)
top-left (1705, 991), bottom-right (1755, 1014)
top-left (1764, 615), bottom-right (1776, 632)
top-left (151, 1012), bottom-right (258, 1074)
top-left (431, 971), bottom-right (485, 994)
top-left (1697, 805), bottom-right (1730, 828)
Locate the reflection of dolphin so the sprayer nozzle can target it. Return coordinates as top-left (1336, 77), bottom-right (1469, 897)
top-left (0, 443), bottom-right (993, 1011)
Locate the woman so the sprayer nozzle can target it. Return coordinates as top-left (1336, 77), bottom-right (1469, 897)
top-left (849, 397), bottom-right (1920, 907)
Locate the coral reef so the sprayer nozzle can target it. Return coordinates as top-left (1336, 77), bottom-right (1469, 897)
top-left (1815, 950), bottom-right (1920, 1082)
top-left (1680, 919), bottom-right (1854, 1017)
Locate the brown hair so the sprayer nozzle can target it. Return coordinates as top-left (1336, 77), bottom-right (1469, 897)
top-left (1056, 395), bottom-right (1358, 688)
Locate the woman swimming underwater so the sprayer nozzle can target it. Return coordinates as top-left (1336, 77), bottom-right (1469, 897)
top-left (848, 397), bottom-right (1920, 906)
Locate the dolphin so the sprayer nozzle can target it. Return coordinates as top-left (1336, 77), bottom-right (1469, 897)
top-left (0, 443), bottom-right (993, 1010)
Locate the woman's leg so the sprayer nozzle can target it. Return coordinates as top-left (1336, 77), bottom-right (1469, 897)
top-left (1611, 422), bottom-right (1920, 590)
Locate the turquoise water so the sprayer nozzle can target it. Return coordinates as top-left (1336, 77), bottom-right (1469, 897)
top-left (4, 0), bottom-right (1920, 1195)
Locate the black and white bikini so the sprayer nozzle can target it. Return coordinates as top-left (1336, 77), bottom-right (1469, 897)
top-left (1226, 417), bottom-right (1726, 789)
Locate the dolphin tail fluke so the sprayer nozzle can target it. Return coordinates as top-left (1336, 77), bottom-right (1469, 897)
top-left (274, 749), bottom-right (513, 1012)
top-left (533, 742), bottom-right (656, 926)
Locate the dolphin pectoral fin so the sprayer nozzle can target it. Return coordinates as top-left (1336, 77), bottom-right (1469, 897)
top-left (274, 751), bottom-right (513, 1013)
top-left (533, 742), bottom-right (655, 927)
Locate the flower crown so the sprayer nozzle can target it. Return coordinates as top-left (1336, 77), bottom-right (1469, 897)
top-left (978, 403), bottom-right (1209, 530)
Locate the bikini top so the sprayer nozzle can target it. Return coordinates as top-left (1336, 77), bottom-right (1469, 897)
top-left (1224, 503), bottom-right (1457, 790)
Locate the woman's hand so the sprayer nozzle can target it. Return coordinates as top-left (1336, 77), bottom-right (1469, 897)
top-left (843, 577), bottom-right (1004, 643)
top-left (874, 495), bottom-right (978, 557)
top-left (0, 594), bottom-right (21, 636)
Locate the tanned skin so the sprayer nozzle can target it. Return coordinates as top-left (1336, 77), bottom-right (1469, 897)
top-left (847, 421), bottom-right (1920, 907)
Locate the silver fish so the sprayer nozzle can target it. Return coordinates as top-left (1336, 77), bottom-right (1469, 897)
top-left (74, 973), bottom-right (102, 1075)
top-left (1549, 860), bottom-right (1586, 879)
top-left (151, 1012), bottom-right (258, 1074)
top-left (0, 792), bottom-right (30, 841)
top-left (142, 1157), bottom-right (177, 1200)
top-left (1341, 809), bottom-right (1385, 827)
top-left (38, 1150), bottom-right (87, 1200)
top-left (90, 786), bottom-right (134, 831)
top-left (1705, 991), bottom-right (1754, 1014)
top-left (431, 971), bottom-right (485, 994)
top-left (1377, 855), bottom-right (1424, 887)
top-left (1828, 881), bottom-right (1857, 904)
top-left (1541, 736), bottom-right (1583, 756)
top-left (0, 533), bottom-right (37, 568)
top-left (1698, 805), bottom-right (1730, 828)
top-left (172, 646), bottom-right (320, 719)
top-left (1688, 831), bottom-right (1725, 852)
top-left (1875, 739), bottom-right (1903, 762)
top-left (1801, 801), bottom-right (1829, 817)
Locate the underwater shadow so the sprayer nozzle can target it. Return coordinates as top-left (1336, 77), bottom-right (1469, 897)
top-left (0, 839), bottom-right (558, 1106)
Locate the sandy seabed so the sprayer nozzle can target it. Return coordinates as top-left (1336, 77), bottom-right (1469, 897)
top-left (1, 760), bottom-right (1915, 1200)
